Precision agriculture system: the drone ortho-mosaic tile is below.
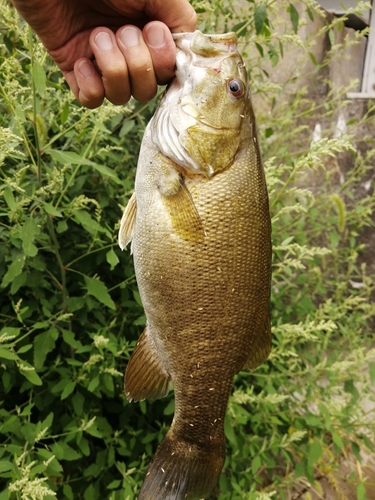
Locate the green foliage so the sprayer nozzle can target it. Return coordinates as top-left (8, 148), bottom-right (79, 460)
top-left (0, 1), bottom-right (374, 499)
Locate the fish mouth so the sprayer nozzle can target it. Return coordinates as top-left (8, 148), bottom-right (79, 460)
top-left (172, 30), bottom-right (238, 56)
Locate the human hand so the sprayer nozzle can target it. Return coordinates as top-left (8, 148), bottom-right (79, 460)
top-left (11, 0), bottom-right (197, 108)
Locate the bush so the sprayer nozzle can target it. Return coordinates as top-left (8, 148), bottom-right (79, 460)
top-left (0, 1), bottom-right (374, 499)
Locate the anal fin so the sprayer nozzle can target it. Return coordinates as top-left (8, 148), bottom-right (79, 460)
top-left (125, 326), bottom-right (171, 402)
top-left (118, 192), bottom-right (136, 251)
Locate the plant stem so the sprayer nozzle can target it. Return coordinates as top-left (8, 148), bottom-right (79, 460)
top-left (28, 26), bottom-right (42, 188)
top-left (65, 243), bottom-right (114, 268)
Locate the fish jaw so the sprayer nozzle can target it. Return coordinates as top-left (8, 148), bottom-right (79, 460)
top-left (151, 30), bottom-right (249, 178)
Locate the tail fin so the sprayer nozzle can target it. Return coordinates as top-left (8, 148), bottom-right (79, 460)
top-left (138, 430), bottom-right (225, 500)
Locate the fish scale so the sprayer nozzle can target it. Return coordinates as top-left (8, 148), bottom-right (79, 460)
top-left (119, 30), bottom-right (272, 500)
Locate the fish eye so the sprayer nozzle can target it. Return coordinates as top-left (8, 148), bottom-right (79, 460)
top-left (227, 78), bottom-right (244, 98)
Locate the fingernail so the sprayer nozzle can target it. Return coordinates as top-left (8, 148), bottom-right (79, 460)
top-left (78, 60), bottom-right (93, 77)
top-left (95, 32), bottom-right (113, 51)
top-left (146, 25), bottom-right (165, 48)
top-left (120, 27), bottom-right (140, 47)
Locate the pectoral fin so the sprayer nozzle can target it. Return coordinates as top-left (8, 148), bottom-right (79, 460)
top-left (243, 315), bottom-right (272, 370)
top-left (118, 192), bottom-right (136, 251)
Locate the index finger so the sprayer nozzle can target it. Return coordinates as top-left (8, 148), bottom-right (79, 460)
top-left (143, 0), bottom-right (197, 32)
top-left (106, 0), bottom-right (197, 32)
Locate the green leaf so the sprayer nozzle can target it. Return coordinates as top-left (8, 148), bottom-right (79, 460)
top-left (10, 272), bottom-right (27, 294)
top-left (224, 415), bottom-right (237, 446)
top-left (19, 217), bottom-right (39, 257)
top-left (32, 59), bottom-right (46, 97)
top-left (3, 187), bottom-right (16, 211)
top-left (362, 435), bottom-right (375, 452)
top-left (17, 344), bottom-right (32, 354)
top-left (267, 43), bottom-right (279, 67)
top-left (56, 220), bottom-right (68, 233)
top-left (38, 449), bottom-right (63, 475)
top-left (51, 441), bottom-right (82, 461)
top-left (331, 194), bottom-right (346, 233)
top-left (20, 366), bottom-right (43, 386)
top-left (254, 2), bottom-right (267, 35)
top-left (251, 455), bottom-right (262, 474)
top-left (74, 210), bottom-right (106, 235)
top-left (356, 482), bottom-right (366, 500)
top-left (84, 276), bottom-right (116, 310)
top-left (232, 21), bottom-right (248, 38)
top-left (308, 440), bottom-right (323, 467)
top-left (1, 254), bottom-right (26, 288)
top-left (344, 379), bottom-right (359, 402)
top-left (62, 329), bottom-right (83, 349)
top-left (265, 127), bottom-right (273, 138)
top-left (289, 3), bottom-right (299, 33)
top-left (0, 348), bottom-right (17, 360)
top-left (106, 248), bottom-right (119, 270)
top-left (34, 328), bottom-right (58, 370)
top-left (255, 42), bottom-right (264, 57)
top-left (63, 484), bottom-right (74, 500)
top-left (60, 101), bottom-right (70, 124)
top-left (72, 392), bottom-right (85, 416)
top-left (91, 162), bottom-right (122, 184)
top-left (84, 484), bottom-right (97, 500)
top-left (306, 6), bottom-right (314, 22)
top-left (14, 104), bottom-right (26, 122)
top-left (328, 28), bottom-right (335, 45)
top-left (332, 431), bottom-right (344, 451)
top-left (132, 289), bottom-right (143, 307)
top-left (0, 460), bottom-right (13, 473)
top-left (48, 150), bottom-right (94, 166)
top-left (352, 441), bottom-right (361, 462)
top-left (61, 381), bottom-right (76, 400)
top-left (0, 327), bottom-right (21, 340)
top-left (107, 479), bottom-right (122, 489)
top-left (87, 375), bottom-right (100, 393)
top-left (119, 119), bottom-right (135, 138)
top-left (305, 415), bottom-right (322, 427)
top-left (42, 412), bottom-right (54, 430)
top-left (369, 362), bottom-right (375, 384)
top-left (43, 202), bottom-right (63, 217)
top-left (48, 150), bottom-right (121, 183)
top-left (309, 52), bottom-right (318, 66)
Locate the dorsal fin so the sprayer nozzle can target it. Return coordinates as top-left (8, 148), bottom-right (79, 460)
top-left (118, 192), bottom-right (136, 251)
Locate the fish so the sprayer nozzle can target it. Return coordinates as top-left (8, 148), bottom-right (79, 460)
top-left (119, 30), bottom-right (272, 500)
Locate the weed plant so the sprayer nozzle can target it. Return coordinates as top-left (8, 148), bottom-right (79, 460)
top-left (0, 1), bottom-right (374, 499)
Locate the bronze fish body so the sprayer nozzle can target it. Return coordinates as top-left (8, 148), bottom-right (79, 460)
top-left (119, 30), bottom-right (272, 500)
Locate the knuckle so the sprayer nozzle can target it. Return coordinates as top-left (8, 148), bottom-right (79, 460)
top-left (128, 58), bottom-right (153, 73)
top-left (102, 64), bottom-right (127, 81)
top-left (132, 84), bottom-right (157, 103)
top-left (107, 92), bottom-right (131, 106)
top-left (79, 89), bottom-right (104, 109)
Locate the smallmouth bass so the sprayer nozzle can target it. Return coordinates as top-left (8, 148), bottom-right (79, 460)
top-left (119, 30), bottom-right (272, 500)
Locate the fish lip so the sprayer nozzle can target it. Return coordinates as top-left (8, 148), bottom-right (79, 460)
top-left (172, 31), bottom-right (237, 44)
